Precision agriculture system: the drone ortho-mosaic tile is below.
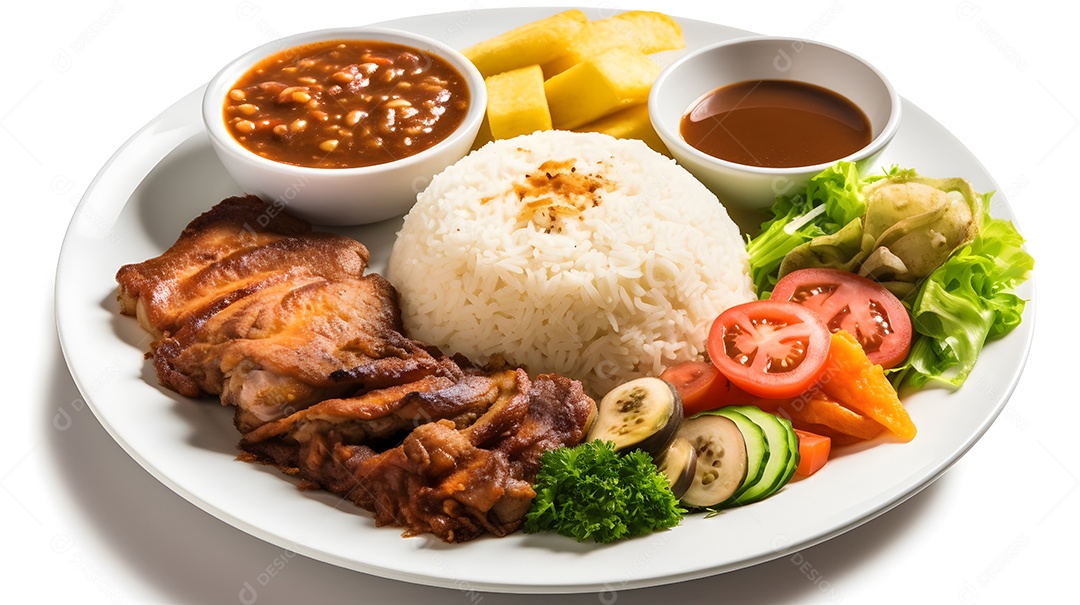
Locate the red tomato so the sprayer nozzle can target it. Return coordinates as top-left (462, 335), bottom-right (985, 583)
top-left (707, 300), bottom-right (831, 399)
top-left (770, 268), bottom-right (912, 368)
top-left (660, 360), bottom-right (754, 417)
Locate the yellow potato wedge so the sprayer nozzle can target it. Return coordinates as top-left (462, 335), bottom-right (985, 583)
top-left (485, 65), bottom-right (552, 140)
top-left (542, 11), bottom-right (685, 77)
top-left (462, 9), bottom-right (588, 78)
top-left (544, 46), bottom-right (661, 130)
top-left (575, 104), bottom-right (669, 156)
top-left (609, 10), bottom-right (686, 53)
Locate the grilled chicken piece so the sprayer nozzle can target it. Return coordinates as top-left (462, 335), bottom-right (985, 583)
top-left (116, 195), bottom-right (322, 336)
top-left (153, 272), bottom-right (445, 432)
top-left (243, 370), bottom-right (595, 542)
top-left (240, 367), bottom-right (493, 446)
top-left (115, 196), bottom-right (437, 432)
top-left (118, 197), bottom-right (598, 542)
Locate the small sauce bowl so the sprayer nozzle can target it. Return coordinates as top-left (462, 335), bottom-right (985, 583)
top-left (649, 37), bottom-right (901, 216)
top-left (203, 27), bottom-right (486, 226)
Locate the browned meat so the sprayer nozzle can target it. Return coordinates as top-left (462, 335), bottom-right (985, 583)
top-left (116, 196), bottom-right (442, 432)
top-left (243, 370), bottom-right (595, 542)
top-left (241, 368), bottom-right (493, 447)
top-left (116, 195), bottom-right (321, 336)
top-left (117, 197), bottom-right (597, 542)
top-left (151, 272), bottom-right (443, 432)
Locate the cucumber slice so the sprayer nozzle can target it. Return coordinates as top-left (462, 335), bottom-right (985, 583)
top-left (721, 406), bottom-right (796, 505)
top-left (708, 408), bottom-right (768, 502)
top-left (678, 415), bottom-right (748, 508)
top-left (777, 413), bottom-right (800, 487)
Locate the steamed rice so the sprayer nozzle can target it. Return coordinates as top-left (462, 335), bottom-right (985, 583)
top-left (387, 130), bottom-right (755, 397)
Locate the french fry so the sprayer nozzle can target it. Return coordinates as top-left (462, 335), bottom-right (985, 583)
top-left (484, 65), bottom-right (552, 140)
top-left (542, 11), bottom-right (685, 77)
top-left (461, 9), bottom-right (588, 78)
top-left (575, 104), bottom-right (669, 156)
top-left (544, 46), bottom-right (661, 130)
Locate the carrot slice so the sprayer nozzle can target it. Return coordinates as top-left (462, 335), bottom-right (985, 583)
top-left (794, 423), bottom-right (866, 447)
top-left (747, 396), bottom-right (881, 443)
top-left (816, 330), bottom-right (916, 442)
top-left (784, 392), bottom-right (884, 441)
top-left (793, 429), bottom-right (831, 476)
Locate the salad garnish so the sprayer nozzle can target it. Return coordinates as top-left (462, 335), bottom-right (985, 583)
top-left (746, 161), bottom-right (1033, 390)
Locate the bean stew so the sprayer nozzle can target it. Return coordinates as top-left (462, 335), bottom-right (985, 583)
top-left (224, 39), bottom-right (470, 169)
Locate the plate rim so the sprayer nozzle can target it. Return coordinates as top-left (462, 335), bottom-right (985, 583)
top-left (53, 6), bottom-right (1037, 594)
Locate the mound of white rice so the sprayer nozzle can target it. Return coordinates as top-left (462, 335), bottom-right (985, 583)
top-left (387, 130), bottom-right (754, 397)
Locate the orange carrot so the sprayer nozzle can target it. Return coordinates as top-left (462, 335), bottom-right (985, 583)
top-left (794, 423), bottom-right (866, 447)
top-left (782, 391), bottom-right (884, 441)
top-left (816, 330), bottom-right (916, 442)
top-left (793, 429), bottom-right (831, 476)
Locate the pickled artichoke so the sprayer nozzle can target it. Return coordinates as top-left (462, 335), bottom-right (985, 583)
top-left (778, 169), bottom-right (983, 298)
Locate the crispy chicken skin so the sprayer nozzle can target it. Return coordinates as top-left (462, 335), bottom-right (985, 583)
top-left (116, 195), bottom-right (433, 432)
top-left (242, 370), bottom-right (595, 542)
top-left (116, 196), bottom-right (319, 336)
top-left (117, 197), bottom-right (597, 541)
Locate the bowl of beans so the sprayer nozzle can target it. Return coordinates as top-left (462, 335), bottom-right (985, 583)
top-left (202, 27), bottom-right (487, 225)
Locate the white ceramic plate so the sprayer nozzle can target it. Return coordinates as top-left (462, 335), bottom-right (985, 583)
top-left (55, 8), bottom-right (1035, 594)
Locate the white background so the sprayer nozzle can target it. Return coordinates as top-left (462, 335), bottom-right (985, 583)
top-left (5, 0), bottom-right (1075, 603)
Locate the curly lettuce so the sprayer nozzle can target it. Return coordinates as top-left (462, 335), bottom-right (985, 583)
top-left (523, 440), bottom-right (684, 543)
top-left (746, 161), bottom-right (868, 297)
top-left (892, 210), bottom-right (1034, 389)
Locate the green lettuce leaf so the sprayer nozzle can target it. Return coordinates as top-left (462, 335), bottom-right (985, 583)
top-left (892, 206), bottom-right (1033, 389)
top-left (746, 161), bottom-right (867, 296)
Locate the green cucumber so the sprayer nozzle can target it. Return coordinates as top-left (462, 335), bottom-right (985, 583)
top-left (730, 406), bottom-right (799, 505)
top-left (678, 415), bottom-right (748, 508)
top-left (708, 408), bottom-right (768, 503)
top-left (715, 406), bottom-right (798, 506)
top-left (747, 407), bottom-right (799, 492)
top-left (778, 413), bottom-right (800, 487)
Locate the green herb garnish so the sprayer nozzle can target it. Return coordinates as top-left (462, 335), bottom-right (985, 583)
top-left (523, 440), bottom-right (685, 543)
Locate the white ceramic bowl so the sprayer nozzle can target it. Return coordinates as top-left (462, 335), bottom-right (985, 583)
top-left (202, 27), bottom-right (486, 226)
top-left (649, 37), bottom-right (901, 213)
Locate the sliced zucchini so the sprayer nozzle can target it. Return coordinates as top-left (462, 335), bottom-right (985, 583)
top-left (709, 407), bottom-right (768, 504)
top-left (654, 437), bottom-right (697, 500)
top-left (587, 377), bottom-right (682, 454)
top-left (678, 415), bottom-right (748, 508)
top-left (722, 405), bottom-right (797, 505)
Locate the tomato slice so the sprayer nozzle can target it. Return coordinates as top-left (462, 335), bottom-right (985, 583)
top-left (659, 360), bottom-right (754, 417)
top-left (706, 300), bottom-right (831, 399)
top-left (770, 268), bottom-right (912, 368)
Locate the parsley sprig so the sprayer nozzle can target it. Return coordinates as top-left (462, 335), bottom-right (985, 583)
top-left (523, 440), bottom-right (685, 543)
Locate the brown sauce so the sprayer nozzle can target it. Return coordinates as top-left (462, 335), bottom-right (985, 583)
top-left (679, 80), bottom-right (871, 168)
top-left (224, 39), bottom-right (470, 169)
